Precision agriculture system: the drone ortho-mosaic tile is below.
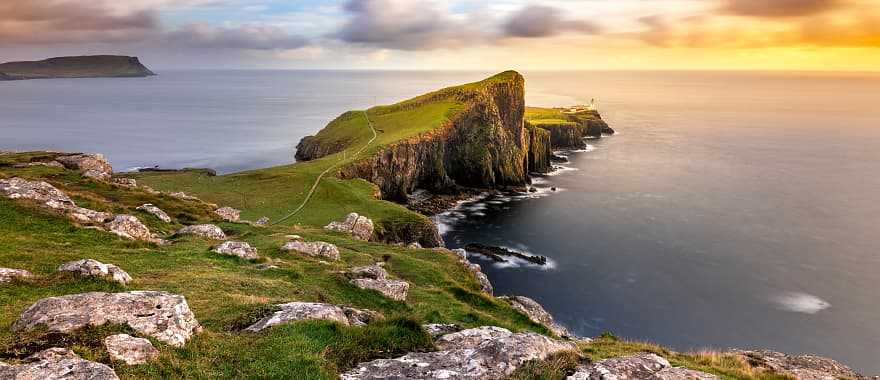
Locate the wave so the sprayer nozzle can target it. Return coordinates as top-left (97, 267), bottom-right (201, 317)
top-left (770, 292), bottom-right (830, 314)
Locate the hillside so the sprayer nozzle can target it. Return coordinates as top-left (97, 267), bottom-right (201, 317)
top-left (0, 56), bottom-right (155, 80)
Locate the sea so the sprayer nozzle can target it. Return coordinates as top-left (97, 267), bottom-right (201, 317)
top-left (2, 70), bottom-right (879, 373)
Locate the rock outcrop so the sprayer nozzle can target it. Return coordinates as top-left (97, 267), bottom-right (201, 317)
top-left (324, 213), bottom-right (374, 241)
top-left (342, 326), bottom-right (577, 380)
top-left (348, 264), bottom-right (409, 301)
top-left (55, 153), bottom-right (113, 180)
top-left (105, 215), bottom-right (158, 243)
top-left (113, 177), bottom-right (137, 187)
top-left (0, 268), bottom-right (33, 283)
top-left (449, 248), bottom-right (493, 295)
top-left (13, 291), bottom-right (201, 347)
top-left (567, 353), bottom-right (719, 380)
top-left (526, 124), bottom-right (554, 173)
top-left (0, 348), bottom-right (118, 379)
top-left (104, 333), bottom-right (160, 365)
top-left (0, 177), bottom-right (112, 225)
top-left (245, 302), bottom-right (382, 332)
top-left (498, 295), bottom-right (571, 338)
top-left (214, 206), bottom-right (240, 222)
top-left (58, 259), bottom-right (132, 285)
top-left (213, 241), bottom-right (259, 260)
top-left (281, 240), bottom-right (340, 261)
top-left (177, 224), bottom-right (227, 240)
top-left (422, 323), bottom-right (462, 339)
top-left (137, 203), bottom-right (171, 223)
top-left (736, 350), bottom-right (867, 380)
top-left (533, 121), bottom-right (587, 150)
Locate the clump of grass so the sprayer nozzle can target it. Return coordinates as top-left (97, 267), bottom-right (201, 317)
top-left (505, 350), bottom-right (584, 380)
top-left (324, 318), bottom-right (434, 370)
top-left (224, 304), bottom-right (282, 332)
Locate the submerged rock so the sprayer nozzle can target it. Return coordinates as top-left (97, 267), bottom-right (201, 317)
top-left (213, 241), bottom-right (259, 260)
top-left (499, 295), bottom-right (571, 338)
top-left (281, 240), bottom-right (340, 261)
top-left (736, 350), bottom-right (865, 380)
top-left (324, 212), bottom-right (374, 241)
top-left (245, 302), bottom-right (382, 332)
top-left (56, 153), bottom-right (113, 180)
top-left (58, 259), bottom-right (132, 285)
top-left (177, 224), bottom-right (226, 240)
top-left (214, 206), bottom-right (241, 222)
top-left (13, 291), bottom-right (201, 347)
top-left (0, 347), bottom-right (118, 380)
top-left (0, 268), bottom-right (33, 283)
top-left (103, 334), bottom-right (159, 365)
top-left (137, 203), bottom-right (171, 223)
top-left (342, 326), bottom-right (577, 380)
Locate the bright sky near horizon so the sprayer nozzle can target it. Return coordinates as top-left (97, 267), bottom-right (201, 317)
top-left (1, 0), bottom-right (878, 71)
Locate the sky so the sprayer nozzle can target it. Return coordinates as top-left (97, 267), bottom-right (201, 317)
top-left (1, 0), bottom-right (879, 71)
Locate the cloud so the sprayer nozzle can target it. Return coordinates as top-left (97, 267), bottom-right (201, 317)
top-left (722, 0), bottom-right (841, 17)
top-left (502, 5), bottom-right (600, 38)
top-left (0, 0), bottom-right (158, 44)
top-left (165, 23), bottom-right (309, 50)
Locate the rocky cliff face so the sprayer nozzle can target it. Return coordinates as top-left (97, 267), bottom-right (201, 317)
top-left (0, 55), bottom-right (155, 80)
top-left (532, 122), bottom-right (586, 150)
top-left (525, 125), bottom-right (553, 173)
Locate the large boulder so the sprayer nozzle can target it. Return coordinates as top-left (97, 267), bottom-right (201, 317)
top-left (566, 353), bottom-right (720, 380)
top-left (58, 259), bottom-right (132, 285)
top-left (105, 215), bottom-right (157, 242)
top-left (0, 177), bottom-right (74, 210)
top-left (324, 212), bottom-right (374, 241)
top-left (736, 350), bottom-right (865, 380)
top-left (103, 334), bottom-right (159, 365)
top-left (351, 278), bottom-right (409, 301)
top-left (214, 206), bottom-right (240, 222)
top-left (137, 203), bottom-right (171, 223)
top-left (245, 302), bottom-right (382, 332)
top-left (12, 291), bottom-right (201, 347)
top-left (0, 347), bottom-right (118, 380)
top-left (0, 268), bottom-right (33, 283)
top-left (342, 326), bottom-right (577, 380)
top-left (177, 224), bottom-right (226, 240)
top-left (499, 295), bottom-right (571, 338)
top-left (213, 241), bottom-right (259, 260)
top-left (56, 153), bottom-right (113, 180)
top-left (281, 240), bottom-right (339, 261)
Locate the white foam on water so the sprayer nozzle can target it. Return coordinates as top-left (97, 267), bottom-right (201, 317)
top-left (770, 292), bottom-right (830, 314)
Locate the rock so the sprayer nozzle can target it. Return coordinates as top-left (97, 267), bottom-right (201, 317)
top-left (169, 191), bottom-right (200, 201)
top-left (56, 153), bottom-right (113, 180)
top-left (68, 206), bottom-right (113, 224)
top-left (13, 291), bottom-right (201, 347)
top-left (0, 347), bottom-right (118, 380)
top-left (281, 240), bottom-right (339, 261)
top-left (137, 203), bottom-right (171, 223)
top-left (349, 264), bottom-right (387, 280)
top-left (0, 268), bottom-right (33, 283)
top-left (652, 367), bottom-right (722, 380)
top-left (422, 323), bottom-right (462, 339)
top-left (285, 234), bottom-right (303, 240)
top-left (0, 177), bottom-right (74, 210)
top-left (105, 215), bottom-right (155, 242)
top-left (214, 206), bottom-right (240, 222)
top-left (566, 353), bottom-right (721, 380)
top-left (113, 177), bottom-right (137, 187)
top-left (499, 295), bottom-right (571, 338)
top-left (350, 278), bottom-right (409, 301)
top-left (342, 326), bottom-right (577, 380)
top-left (255, 216), bottom-right (270, 226)
top-left (255, 263), bottom-right (279, 270)
top-left (473, 271), bottom-right (494, 295)
top-left (103, 334), bottom-right (159, 365)
top-left (736, 350), bottom-right (865, 380)
top-left (245, 302), bottom-right (381, 332)
top-left (324, 212), bottom-right (374, 241)
top-left (58, 259), bottom-right (132, 285)
top-left (407, 242), bottom-right (422, 249)
top-left (177, 224), bottom-right (226, 240)
top-left (213, 241), bottom-right (259, 260)
top-left (435, 326), bottom-right (515, 350)
top-left (451, 248), bottom-right (493, 295)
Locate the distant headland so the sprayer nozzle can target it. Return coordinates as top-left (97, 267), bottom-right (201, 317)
top-left (0, 55), bottom-right (155, 81)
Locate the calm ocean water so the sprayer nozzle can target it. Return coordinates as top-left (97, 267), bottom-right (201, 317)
top-left (2, 70), bottom-right (879, 372)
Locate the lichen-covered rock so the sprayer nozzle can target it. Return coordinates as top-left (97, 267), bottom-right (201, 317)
top-left (68, 206), bottom-right (113, 224)
top-left (255, 216), bottom-right (270, 226)
top-left (177, 224), bottom-right (226, 240)
top-left (0, 347), bottom-right (118, 380)
top-left (58, 259), bottom-right (132, 285)
top-left (324, 212), bottom-right (374, 241)
top-left (422, 323), bottom-right (462, 339)
top-left (651, 367), bottom-right (722, 380)
top-left (281, 240), bottom-right (339, 261)
top-left (245, 302), bottom-right (381, 332)
top-left (351, 278), bottom-right (409, 301)
top-left (342, 326), bottom-right (577, 380)
top-left (450, 248), bottom-right (493, 295)
top-left (435, 326), bottom-right (516, 350)
top-left (565, 353), bottom-right (717, 380)
top-left (105, 215), bottom-right (154, 242)
top-left (103, 334), bottom-right (159, 365)
top-left (499, 295), bottom-right (571, 338)
top-left (112, 177), bottom-right (137, 187)
top-left (214, 206), bottom-right (240, 222)
top-left (0, 177), bottom-right (74, 209)
top-left (349, 264), bottom-right (388, 280)
top-left (0, 268), bottom-right (33, 283)
top-left (736, 350), bottom-right (865, 380)
top-left (56, 153), bottom-right (113, 180)
top-left (213, 241), bottom-right (259, 260)
top-left (137, 203), bottom-right (171, 223)
top-left (169, 191), bottom-right (199, 201)
top-left (12, 291), bottom-right (201, 347)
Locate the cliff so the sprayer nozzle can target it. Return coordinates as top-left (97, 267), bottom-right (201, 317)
top-left (0, 55), bottom-right (155, 80)
top-left (525, 107), bottom-right (614, 149)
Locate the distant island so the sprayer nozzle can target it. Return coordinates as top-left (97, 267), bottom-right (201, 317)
top-left (0, 55), bottom-right (155, 81)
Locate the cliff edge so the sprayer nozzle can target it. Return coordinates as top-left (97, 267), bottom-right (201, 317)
top-left (0, 55), bottom-right (155, 80)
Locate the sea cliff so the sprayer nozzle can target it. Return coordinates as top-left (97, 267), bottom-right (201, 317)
top-left (0, 55), bottom-right (155, 80)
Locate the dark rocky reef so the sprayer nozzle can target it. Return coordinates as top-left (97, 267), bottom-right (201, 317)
top-left (464, 243), bottom-right (548, 265)
top-left (0, 55), bottom-right (155, 81)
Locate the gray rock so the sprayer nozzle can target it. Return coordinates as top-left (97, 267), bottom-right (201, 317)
top-left (435, 326), bottom-right (516, 350)
top-left (651, 367), bottom-right (722, 380)
top-left (177, 224), bottom-right (227, 240)
top-left (213, 241), bottom-right (259, 260)
top-left (83, 169), bottom-right (111, 181)
top-left (407, 242), bottom-right (422, 249)
top-left (342, 326), bottom-right (577, 380)
top-left (137, 203), bottom-right (171, 223)
top-left (169, 191), bottom-right (200, 201)
top-left (68, 206), bottom-right (113, 224)
top-left (255, 216), bottom-right (270, 226)
top-left (422, 323), bottom-right (462, 339)
top-left (567, 353), bottom-right (686, 380)
top-left (349, 264), bottom-right (387, 280)
top-left (245, 302), bottom-right (381, 332)
top-left (0, 347), bottom-right (118, 380)
top-left (0, 268), bottom-right (33, 283)
top-left (324, 212), bottom-right (374, 241)
top-left (103, 334), bottom-right (159, 365)
top-left (13, 291), bottom-right (201, 347)
top-left (351, 278), bottom-right (409, 301)
top-left (0, 177), bottom-right (74, 210)
top-left (736, 350), bottom-right (865, 380)
top-left (450, 248), bottom-right (493, 295)
top-left (56, 153), bottom-right (113, 180)
top-left (281, 240), bottom-right (339, 261)
top-left (214, 206), bottom-right (241, 222)
top-left (58, 259), bottom-right (132, 285)
top-left (112, 178), bottom-right (138, 187)
top-left (105, 215), bottom-right (156, 242)
top-left (499, 295), bottom-right (571, 338)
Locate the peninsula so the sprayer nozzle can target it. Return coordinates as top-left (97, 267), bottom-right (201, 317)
top-left (0, 56), bottom-right (155, 81)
